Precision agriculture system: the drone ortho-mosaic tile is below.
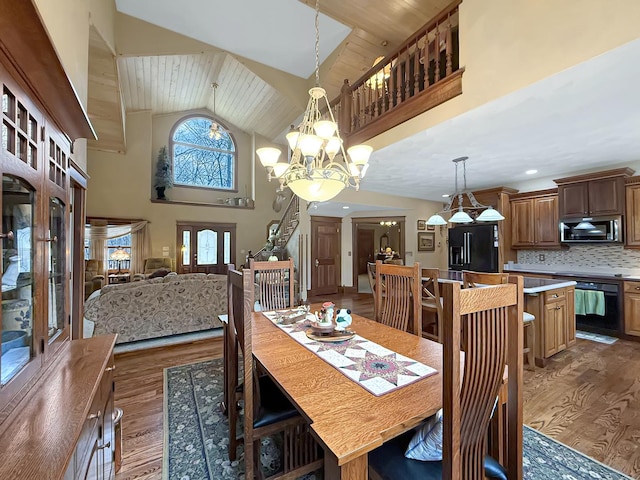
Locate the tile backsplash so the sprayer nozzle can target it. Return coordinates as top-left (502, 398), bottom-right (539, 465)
top-left (517, 245), bottom-right (640, 269)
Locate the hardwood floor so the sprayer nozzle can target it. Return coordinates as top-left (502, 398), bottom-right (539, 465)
top-left (112, 292), bottom-right (640, 479)
top-left (523, 337), bottom-right (640, 478)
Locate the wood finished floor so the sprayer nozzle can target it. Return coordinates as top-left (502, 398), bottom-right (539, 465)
top-left (113, 293), bottom-right (640, 479)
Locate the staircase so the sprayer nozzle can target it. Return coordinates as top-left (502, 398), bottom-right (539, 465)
top-left (248, 195), bottom-right (299, 263)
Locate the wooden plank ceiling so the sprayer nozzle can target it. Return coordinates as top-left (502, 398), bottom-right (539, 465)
top-left (87, 0), bottom-right (452, 153)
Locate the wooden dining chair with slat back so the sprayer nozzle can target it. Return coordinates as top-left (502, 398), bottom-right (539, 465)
top-left (375, 260), bottom-right (421, 335)
top-left (421, 268), bottom-right (443, 342)
top-left (368, 277), bottom-right (524, 480)
top-left (462, 270), bottom-right (536, 371)
top-left (226, 258), bottom-right (296, 462)
top-left (249, 257), bottom-right (295, 310)
top-left (368, 261), bottom-right (385, 319)
top-left (227, 268), bottom-right (322, 479)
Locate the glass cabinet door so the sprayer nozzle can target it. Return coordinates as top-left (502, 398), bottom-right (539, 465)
top-left (48, 197), bottom-right (66, 342)
top-left (1, 175), bottom-right (35, 386)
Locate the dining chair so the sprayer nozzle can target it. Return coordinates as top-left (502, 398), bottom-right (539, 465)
top-left (421, 268), bottom-right (443, 342)
top-left (227, 267), bottom-right (322, 478)
top-left (375, 260), bottom-right (421, 335)
top-left (368, 261), bottom-right (385, 318)
top-left (462, 270), bottom-right (536, 371)
top-left (249, 257), bottom-right (295, 310)
top-left (368, 277), bottom-right (524, 480)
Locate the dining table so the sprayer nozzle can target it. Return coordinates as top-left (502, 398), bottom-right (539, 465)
top-left (251, 304), bottom-right (444, 480)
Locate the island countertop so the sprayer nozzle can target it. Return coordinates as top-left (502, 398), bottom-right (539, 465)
top-left (435, 270), bottom-right (577, 294)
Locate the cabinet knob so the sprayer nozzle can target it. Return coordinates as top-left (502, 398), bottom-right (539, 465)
top-left (105, 365), bottom-right (116, 372)
top-left (635, 287), bottom-right (640, 290)
top-left (551, 294), bottom-right (558, 298)
top-left (556, 306), bottom-right (562, 310)
top-left (88, 410), bottom-right (101, 420)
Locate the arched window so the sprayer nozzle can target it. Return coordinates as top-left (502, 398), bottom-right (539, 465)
top-left (171, 116), bottom-right (237, 190)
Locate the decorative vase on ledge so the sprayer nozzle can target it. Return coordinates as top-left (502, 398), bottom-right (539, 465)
top-left (156, 186), bottom-right (166, 200)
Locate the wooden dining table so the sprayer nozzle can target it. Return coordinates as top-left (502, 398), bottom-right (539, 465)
top-left (251, 305), bottom-right (444, 479)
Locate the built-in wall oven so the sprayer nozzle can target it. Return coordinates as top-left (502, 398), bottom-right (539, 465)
top-left (554, 276), bottom-right (622, 336)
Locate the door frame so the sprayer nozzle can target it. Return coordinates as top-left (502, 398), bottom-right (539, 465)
top-left (310, 216), bottom-right (341, 297)
top-left (175, 221), bottom-right (236, 274)
top-left (351, 216), bottom-right (406, 289)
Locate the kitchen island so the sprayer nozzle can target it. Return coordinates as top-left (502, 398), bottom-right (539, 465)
top-left (434, 271), bottom-right (577, 366)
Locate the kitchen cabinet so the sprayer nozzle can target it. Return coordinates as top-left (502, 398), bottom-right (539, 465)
top-left (555, 168), bottom-right (633, 218)
top-left (509, 190), bottom-right (559, 249)
top-left (624, 281), bottom-right (640, 336)
top-left (625, 179), bottom-right (640, 248)
top-left (0, 336), bottom-right (117, 480)
top-left (525, 285), bottom-right (575, 366)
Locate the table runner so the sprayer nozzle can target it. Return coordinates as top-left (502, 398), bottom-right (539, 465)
top-left (262, 311), bottom-right (437, 396)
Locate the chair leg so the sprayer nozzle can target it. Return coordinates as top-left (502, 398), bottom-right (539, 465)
top-left (526, 321), bottom-right (535, 371)
top-left (245, 436), bottom-right (255, 480)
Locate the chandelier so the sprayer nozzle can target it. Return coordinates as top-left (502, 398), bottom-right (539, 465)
top-left (426, 157), bottom-right (505, 225)
top-left (255, 0), bottom-right (373, 203)
top-left (209, 82), bottom-right (222, 140)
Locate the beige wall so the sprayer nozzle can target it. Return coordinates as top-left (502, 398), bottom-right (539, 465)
top-left (33, 0), bottom-right (93, 172)
top-left (87, 110), bottom-right (285, 267)
top-left (370, 0), bottom-right (640, 152)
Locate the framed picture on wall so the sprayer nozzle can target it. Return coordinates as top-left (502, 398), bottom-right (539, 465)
top-left (417, 219), bottom-right (426, 230)
top-left (417, 232), bottom-right (435, 252)
top-left (426, 224), bottom-right (435, 231)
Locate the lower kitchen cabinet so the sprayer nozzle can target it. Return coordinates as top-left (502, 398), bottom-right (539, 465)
top-left (624, 281), bottom-right (640, 336)
top-left (525, 286), bottom-right (575, 366)
top-left (0, 336), bottom-right (117, 480)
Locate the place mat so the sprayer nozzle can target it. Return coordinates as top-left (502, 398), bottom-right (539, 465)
top-left (262, 310), bottom-right (437, 396)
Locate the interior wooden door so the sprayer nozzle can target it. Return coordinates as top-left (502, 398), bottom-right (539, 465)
top-left (357, 228), bottom-right (375, 274)
top-left (176, 222), bottom-right (236, 274)
top-left (310, 216), bottom-right (341, 296)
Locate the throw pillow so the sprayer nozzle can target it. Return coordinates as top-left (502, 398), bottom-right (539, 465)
top-left (404, 395), bottom-right (500, 462)
top-left (404, 408), bottom-right (443, 461)
top-left (149, 267), bottom-right (171, 279)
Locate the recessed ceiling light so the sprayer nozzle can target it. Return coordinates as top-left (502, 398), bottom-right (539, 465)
top-left (525, 169), bottom-right (538, 175)
top-left (342, 205), bottom-right (350, 209)
top-left (442, 194), bottom-right (450, 198)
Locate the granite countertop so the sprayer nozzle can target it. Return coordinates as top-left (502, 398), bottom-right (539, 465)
top-left (434, 270), bottom-right (576, 294)
top-left (504, 263), bottom-right (640, 281)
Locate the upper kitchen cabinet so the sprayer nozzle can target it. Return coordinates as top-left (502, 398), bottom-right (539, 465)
top-left (510, 189), bottom-right (560, 249)
top-left (626, 177), bottom-right (640, 248)
top-left (555, 168), bottom-right (634, 219)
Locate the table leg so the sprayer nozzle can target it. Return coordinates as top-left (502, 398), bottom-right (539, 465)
top-left (324, 451), bottom-right (368, 480)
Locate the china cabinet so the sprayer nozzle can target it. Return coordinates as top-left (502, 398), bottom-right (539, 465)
top-left (0, 2), bottom-right (115, 480)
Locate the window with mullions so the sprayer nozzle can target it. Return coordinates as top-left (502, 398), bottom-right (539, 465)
top-left (171, 116), bottom-right (236, 190)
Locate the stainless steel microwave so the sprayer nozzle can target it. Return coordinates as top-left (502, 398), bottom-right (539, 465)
top-left (560, 215), bottom-right (622, 243)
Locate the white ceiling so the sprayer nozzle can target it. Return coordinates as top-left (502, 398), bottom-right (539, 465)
top-left (107, 2), bottom-right (640, 214)
top-left (361, 39), bottom-right (640, 202)
top-left (114, 0), bottom-right (351, 78)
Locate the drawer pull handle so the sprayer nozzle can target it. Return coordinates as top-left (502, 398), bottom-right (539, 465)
top-left (97, 441), bottom-right (111, 450)
top-left (105, 365), bottom-right (116, 372)
top-left (88, 410), bottom-right (101, 420)
top-left (635, 287), bottom-right (640, 290)
top-left (551, 294), bottom-right (558, 298)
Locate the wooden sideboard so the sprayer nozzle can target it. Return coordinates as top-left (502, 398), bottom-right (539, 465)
top-left (0, 335), bottom-right (117, 480)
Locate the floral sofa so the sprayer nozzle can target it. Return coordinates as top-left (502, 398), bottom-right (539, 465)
top-left (83, 273), bottom-right (226, 344)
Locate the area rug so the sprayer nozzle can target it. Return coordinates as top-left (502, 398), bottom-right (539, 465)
top-left (163, 359), bottom-right (632, 480)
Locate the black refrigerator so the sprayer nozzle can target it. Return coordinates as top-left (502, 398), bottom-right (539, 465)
top-left (448, 223), bottom-right (499, 272)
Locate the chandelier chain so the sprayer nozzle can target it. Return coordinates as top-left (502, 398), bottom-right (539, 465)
top-left (314, 0), bottom-right (320, 86)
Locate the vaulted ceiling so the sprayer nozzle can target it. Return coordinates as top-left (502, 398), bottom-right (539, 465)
top-left (87, 0), bottom-right (451, 153)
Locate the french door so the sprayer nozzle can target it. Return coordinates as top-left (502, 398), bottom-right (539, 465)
top-left (176, 222), bottom-right (236, 274)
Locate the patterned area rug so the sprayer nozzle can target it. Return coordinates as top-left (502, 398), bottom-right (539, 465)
top-left (163, 359), bottom-right (632, 480)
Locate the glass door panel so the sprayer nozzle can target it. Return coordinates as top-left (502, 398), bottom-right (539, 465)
top-left (1, 175), bottom-right (35, 386)
top-left (196, 229), bottom-right (217, 265)
top-left (48, 197), bottom-right (66, 342)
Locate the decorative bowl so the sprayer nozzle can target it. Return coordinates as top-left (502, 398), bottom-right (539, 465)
top-left (309, 321), bottom-right (335, 334)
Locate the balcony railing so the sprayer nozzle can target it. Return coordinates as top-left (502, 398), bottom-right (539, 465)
top-left (331, 0), bottom-right (463, 145)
